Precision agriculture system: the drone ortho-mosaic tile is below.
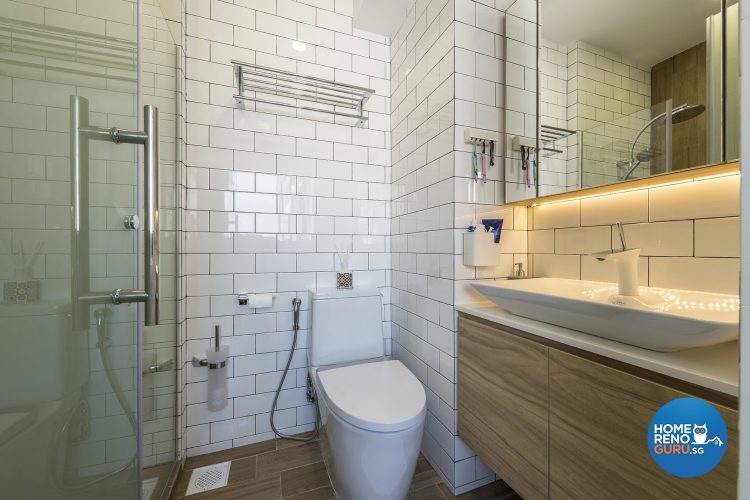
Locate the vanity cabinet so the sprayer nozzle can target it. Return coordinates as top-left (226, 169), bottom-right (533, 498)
top-left (458, 316), bottom-right (549, 500)
top-left (457, 314), bottom-right (739, 500)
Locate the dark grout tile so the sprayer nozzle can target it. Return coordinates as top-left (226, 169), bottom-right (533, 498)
top-left (285, 485), bottom-right (336, 500)
top-left (257, 440), bottom-right (323, 478)
top-left (280, 460), bottom-right (330, 498)
top-left (183, 440), bottom-right (275, 470)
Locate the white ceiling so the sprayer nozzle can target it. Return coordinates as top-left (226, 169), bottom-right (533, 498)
top-left (352, 0), bottom-right (407, 37)
top-left (541, 0), bottom-right (722, 67)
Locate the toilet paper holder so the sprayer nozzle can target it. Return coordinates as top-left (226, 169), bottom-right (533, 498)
top-left (237, 293), bottom-right (275, 308)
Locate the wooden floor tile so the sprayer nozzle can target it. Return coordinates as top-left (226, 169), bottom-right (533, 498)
top-left (439, 478), bottom-right (516, 499)
top-left (183, 440), bottom-right (275, 470)
top-left (275, 433), bottom-right (318, 450)
top-left (284, 485), bottom-right (336, 499)
top-left (256, 441), bottom-right (323, 477)
top-left (280, 461), bottom-right (330, 497)
top-left (410, 456), bottom-right (443, 492)
top-left (172, 440), bottom-right (518, 500)
top-left (174, 475), bottom-right (280, 500)
top-left (410, 484), bottom-right (448, 499)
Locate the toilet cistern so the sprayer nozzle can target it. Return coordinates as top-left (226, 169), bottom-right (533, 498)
top-left (590, 222), bottom-right (640, 297)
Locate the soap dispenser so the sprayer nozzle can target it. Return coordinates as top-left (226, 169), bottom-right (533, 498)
top-left (508, 262), bottom-right (529, 280)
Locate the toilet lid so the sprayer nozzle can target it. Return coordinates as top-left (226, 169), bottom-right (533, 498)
top-left (317, 360), bottom-right (426, 433)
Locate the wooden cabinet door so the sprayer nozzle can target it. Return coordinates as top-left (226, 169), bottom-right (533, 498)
top-left (458, 316), bottom-right (549, 500)
top-left (549, 349), bottom-right (738, 500)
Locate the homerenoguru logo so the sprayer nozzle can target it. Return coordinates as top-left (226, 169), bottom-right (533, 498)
top-left (648, 397), bottom-right (728, 478)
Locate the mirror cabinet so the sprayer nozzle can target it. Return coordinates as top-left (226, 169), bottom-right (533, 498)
top-left (504, 0), bottom-right (739, 203)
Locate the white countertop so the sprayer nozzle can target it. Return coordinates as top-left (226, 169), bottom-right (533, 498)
top-left (455, 301), bottom-right (739, 397)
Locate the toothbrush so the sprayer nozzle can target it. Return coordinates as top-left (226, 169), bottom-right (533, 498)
top-left (25, 241), bottom-right (43, 270)
top-left (472, 142), bottom-right (478, 181)
top-left (335, 244), bottom-right (351, 270)
top-left (481, 140), bottom-right (487, 184)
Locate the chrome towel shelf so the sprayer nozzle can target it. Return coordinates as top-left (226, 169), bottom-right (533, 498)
top-left (541, 124), bottom-right (576, 142)
top-left (0, 17), bottom-right (136, 82)
top-left (540, 124), bottom-right (577, 155)
top-left (232, 61), bottom-right (375, 127)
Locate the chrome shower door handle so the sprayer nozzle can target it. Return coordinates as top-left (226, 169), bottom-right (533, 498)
top-left (143, 104), bottom-right (159, 326)
top-left (70, 96), bottom-right (160, 327)
top-left (112, 104), bottom-right (160, 326)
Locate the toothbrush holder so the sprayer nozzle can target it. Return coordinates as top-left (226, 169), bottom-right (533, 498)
top-left (336, 270), bottom-right (353, 289)
top-left (3, 279), bottom-right (39, 303)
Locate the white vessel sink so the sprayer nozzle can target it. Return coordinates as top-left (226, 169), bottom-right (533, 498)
top-left (471, 278), bottom-right (739, 352)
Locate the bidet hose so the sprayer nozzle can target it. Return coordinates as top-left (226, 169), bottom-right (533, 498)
top-left (270, 297), bottom-right (320, 442)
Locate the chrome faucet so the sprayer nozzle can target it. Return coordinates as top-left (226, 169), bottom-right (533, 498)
top-left (591, 223), bottom-right (641, 296)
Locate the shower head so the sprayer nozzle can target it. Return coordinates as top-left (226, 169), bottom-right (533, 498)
top-left (671, 103), bottom-right (705, 124)
top-left (620, 102), bottom-right (706, 180)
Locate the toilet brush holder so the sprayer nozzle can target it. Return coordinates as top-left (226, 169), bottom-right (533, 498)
top-left (191, 325), bottom-right (230, 412)
top-left (206, 345), bottom-right (229, 411)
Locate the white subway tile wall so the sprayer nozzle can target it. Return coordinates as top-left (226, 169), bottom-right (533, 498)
top-left (537, 38), bottom-right (570, 194)
top-left (391, 0), bottom-right (527, 494)
top-left (535, 37), bottom-right (654, 196)
top-left (503, 0), bottom-right (538, 201)
top-left (181, 0), bottom-right (393, 458)
top-left (528, 174), bottom-right (741, 295)
top-left (570, 41), bottom-right (654, 188)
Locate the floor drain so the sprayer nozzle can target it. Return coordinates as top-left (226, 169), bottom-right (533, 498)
top-left (186, 461), bottom-right (231, 496)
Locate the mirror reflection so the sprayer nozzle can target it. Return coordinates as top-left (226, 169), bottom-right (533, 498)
top-left (506, 0), bottom-right (739, 201)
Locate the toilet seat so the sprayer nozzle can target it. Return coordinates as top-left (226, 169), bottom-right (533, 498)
top-left (316, 360), bottom-right (426, 433)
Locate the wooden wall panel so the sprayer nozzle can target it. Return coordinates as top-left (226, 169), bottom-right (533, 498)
top-left (651, 42), bottom-right (708, 171)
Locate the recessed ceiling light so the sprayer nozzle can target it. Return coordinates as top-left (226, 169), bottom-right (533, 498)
top-left (291, 41), bottom-right (306, 52)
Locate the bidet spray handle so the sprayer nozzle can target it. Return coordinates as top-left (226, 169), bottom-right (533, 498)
top-left (292, 297), bottom-right (301, 332)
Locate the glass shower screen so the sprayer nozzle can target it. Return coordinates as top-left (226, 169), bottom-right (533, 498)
top-left (0, 0), bottom-right (179, 498)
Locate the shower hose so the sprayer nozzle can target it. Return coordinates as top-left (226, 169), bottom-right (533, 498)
top-left (51, 307), bottom-right (137, 491)
top-left (270, 297), bottom-right (321, 442)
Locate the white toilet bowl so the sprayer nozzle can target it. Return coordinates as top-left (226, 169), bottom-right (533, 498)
top-left (313, 359), bottom-right (426, 500)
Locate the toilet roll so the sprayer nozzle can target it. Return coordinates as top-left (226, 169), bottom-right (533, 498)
top-left (206, 345), bottom-right (230, 412)
top-left (248, 293), bottom-right (274, 308)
